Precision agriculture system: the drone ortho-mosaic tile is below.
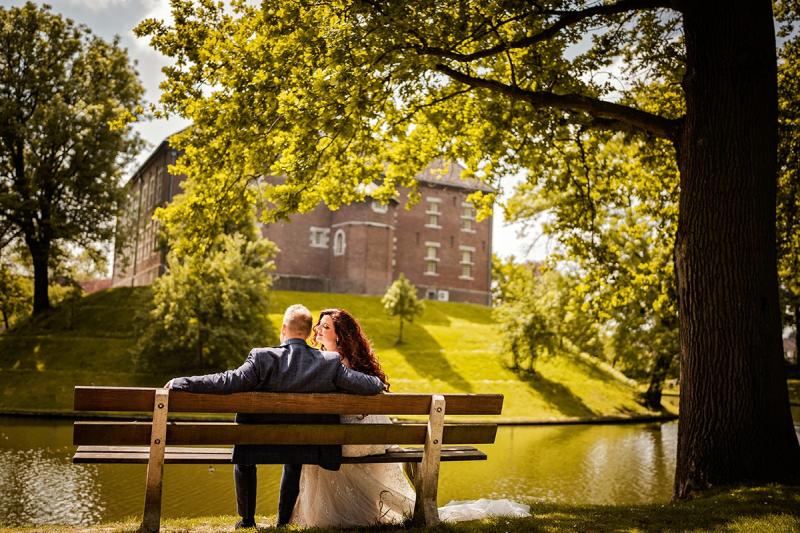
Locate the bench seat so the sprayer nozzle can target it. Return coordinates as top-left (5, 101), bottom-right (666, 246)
top-left (73, 444), bottom-right (487, 464)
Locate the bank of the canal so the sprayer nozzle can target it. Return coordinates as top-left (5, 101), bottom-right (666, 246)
top-left (1, 485), bottom-right (798, 532)
top-left (0, 287), bottom-right (677, 423)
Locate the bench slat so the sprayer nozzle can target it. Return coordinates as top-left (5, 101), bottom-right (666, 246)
top-left (73, 387), bottom-right (503, 415)
top-left (73, 445), bottom-right (487, 464)
top-left (73, 421), bottom-right (498, 446)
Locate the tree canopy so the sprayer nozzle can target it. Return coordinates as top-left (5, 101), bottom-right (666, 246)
top-left (0, 2), bottom-right (145, 314)
top-left (139, 0), bottom-right (799, 497)
top-left (137, 230), bottom-right (277, 373)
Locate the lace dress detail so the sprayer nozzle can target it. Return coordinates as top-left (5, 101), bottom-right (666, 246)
top-left (290, 414), bottom-right (416, 527)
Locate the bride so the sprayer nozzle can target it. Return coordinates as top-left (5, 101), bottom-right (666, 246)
top-left (290, 308), bottom-right (530, 527)
top-left (290, 308), bottom-right (414, 527)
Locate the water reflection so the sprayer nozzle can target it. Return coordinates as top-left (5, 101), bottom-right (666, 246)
top-left (438, 422), bottom-right (678, 506)
top-left (0, 424), bottom-right (102, 526)
top-left (0, 416), bottom-right (796, 526)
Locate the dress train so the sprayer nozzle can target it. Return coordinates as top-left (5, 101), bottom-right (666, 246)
top-left (290, 414), bottom-right (531, 527)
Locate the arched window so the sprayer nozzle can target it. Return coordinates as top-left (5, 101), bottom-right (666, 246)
top-left (333, 229), bottom-right (346, 256)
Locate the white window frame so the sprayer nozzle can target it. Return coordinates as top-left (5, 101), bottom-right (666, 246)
top-left (309, 226), bottom-right (330, 248)
top-left (371, 200), bottom-right (388, 214)
top-left (459, 245), bottom-right (475, 280)
top-left (425, 197), bottom-right (442, 229)
top-left (461, 202), bottom-right (477, 233)
top-left (424, 241), bottom-right (440, 276)
top-left (333, 229), bottom-right (346, 256)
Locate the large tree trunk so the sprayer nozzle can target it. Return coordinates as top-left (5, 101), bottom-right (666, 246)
top-left (674, 1), bottom-right (800, 498)
top-left (28, 239), bottom-right (50, 315)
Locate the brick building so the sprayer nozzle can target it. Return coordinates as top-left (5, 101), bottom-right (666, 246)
top-left (112, 138), bottom-right (493, 305)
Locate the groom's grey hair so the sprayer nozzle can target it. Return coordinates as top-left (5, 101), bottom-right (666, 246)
top-left (283, 304), bottom-right (313, 337)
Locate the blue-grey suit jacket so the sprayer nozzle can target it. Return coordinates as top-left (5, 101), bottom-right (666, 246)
top-left (170, 338), bottom-right (385, 468)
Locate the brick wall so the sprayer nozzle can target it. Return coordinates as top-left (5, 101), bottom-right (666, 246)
top-left (114, 142), bottom-right (492, 304)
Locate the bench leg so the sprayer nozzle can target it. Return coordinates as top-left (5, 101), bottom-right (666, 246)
top-left (141, 388), bottom-right (169, 533)
top-left (412, 394), bottom-right (445, 526)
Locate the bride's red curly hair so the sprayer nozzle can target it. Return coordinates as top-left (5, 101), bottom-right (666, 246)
top-left (315, 308), bottom-right (389, 390)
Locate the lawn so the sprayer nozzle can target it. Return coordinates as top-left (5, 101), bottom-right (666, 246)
top-left (0, 485), bottom-right (797, 532)
top-left (0, 287), bottom-right (664, 420)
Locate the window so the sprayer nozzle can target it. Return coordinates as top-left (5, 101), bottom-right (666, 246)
top-left (333, 229), bottom-right (346, 256)
top-left (371, 200), bottom-right (388, 214)
top-left (437, 290), bottom-right (450, 302)
top-left (151, 221), bottom-right (159, 252)
top-left (309, 227), bottom-right (330, 248)
top-left (425, 197), bottom-right (442, 228)
top-left (461, 202), bottom-right (476, 232)
top-left (459, 246), bottom-right (475, 280)
top-left (425, 241), bottom-right (440, 276)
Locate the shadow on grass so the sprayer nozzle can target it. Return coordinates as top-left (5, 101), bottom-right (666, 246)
top-left (394, 322), bottom-right (473, 392)
top-left (517, 371), bottom-right (597, 418)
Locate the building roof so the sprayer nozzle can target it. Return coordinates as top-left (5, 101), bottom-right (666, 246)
top-left (415, 159), bottom-right (494, 193)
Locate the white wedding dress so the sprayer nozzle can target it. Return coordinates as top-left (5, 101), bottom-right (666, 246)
top-left (290, 414), bottom-right (416, 527)
top-left (290, 414), bottom-right (531, 527)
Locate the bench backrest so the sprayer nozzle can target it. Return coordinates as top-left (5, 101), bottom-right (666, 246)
top-left (73, 386), bottom-right (503, 447)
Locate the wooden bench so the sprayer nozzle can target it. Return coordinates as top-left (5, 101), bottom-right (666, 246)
top-left (72, 386), bottom-right (503, 532)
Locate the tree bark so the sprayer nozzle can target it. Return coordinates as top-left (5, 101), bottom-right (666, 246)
top-left (673, 0), bottom-right (800, 498)
top-left (28, 238), bottom-right (51, 315)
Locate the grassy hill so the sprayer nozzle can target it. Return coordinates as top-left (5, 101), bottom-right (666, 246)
top-left (0, 287), bottom-right (662, 420)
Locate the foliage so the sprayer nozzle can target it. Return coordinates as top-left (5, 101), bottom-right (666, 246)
top-left (507, 129), bottom-right (680, 381)
top-left (381, 273), bottom-right (424, 344)
top-left (136, 231), bottom-right (277, 373)
top-left (135, 1), bottom-right (684, 222)
top-left (777, 2), bottom-right (800, 336)
top-left (0, 2), bottom-right (144, 314)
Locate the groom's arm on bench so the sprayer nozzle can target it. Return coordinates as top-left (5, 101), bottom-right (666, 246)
top-left (169, 350), bottom-right (263, 393)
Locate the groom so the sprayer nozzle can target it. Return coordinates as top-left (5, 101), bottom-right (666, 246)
top-left (165, 304), bottom-right (385, 529)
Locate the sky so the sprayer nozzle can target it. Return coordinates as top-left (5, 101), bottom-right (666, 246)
top-left (2, 0), bottom-right (550, 261)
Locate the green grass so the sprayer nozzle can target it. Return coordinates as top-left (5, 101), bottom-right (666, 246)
top-left (1, 485), bottom-right (798, 532)
top-left (0, 287), bottom-right (664, 420)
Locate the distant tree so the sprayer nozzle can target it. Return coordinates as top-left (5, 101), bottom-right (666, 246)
top-left (492, 266), bottom-right (555, 374)
top-left (382, 273), bottom-right (424, 344)
top-left (136, 231), bottom-right (277, 373)
top-left (0, 2), bottom-right (144, 315)
top-left (0, 261), bottom-right (31, 331)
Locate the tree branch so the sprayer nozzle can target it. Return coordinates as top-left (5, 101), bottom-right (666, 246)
top-left (435, 64), bottom-right (681, 140)
top-left (417, 0), bottom-right (674, 62)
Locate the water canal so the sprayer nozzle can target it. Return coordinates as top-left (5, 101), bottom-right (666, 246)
top-left (1, 414), bottom-right (798, 527)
